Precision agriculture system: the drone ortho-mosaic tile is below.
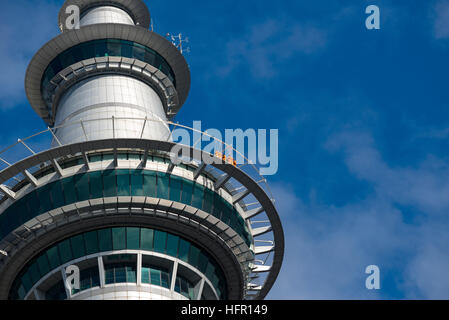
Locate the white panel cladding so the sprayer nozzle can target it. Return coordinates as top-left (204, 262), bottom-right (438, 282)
top-left (54, 75), bottom-right (171, 144)
top-left (80, 6), bottom-right (135, 27)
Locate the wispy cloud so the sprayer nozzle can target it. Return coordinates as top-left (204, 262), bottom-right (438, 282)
top-left (269, 130), bottom-right (449, 299)
top-left (433, 0), bottom-right (449, 39)
top-left (326, 131), bottom-right (449, 215)
top-left (217, 18), bottom-right (327, 79)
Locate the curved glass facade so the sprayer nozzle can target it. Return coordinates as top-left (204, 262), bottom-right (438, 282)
top-left (0, 169), bottom-right (252, 247)
top-left (41, 39), bottom-right (176, 104)
top-left (9, 227), bottom-right (226, 300)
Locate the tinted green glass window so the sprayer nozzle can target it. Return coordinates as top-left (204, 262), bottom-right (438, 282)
top-left (144, 49), bottom-right (156, 65)
top-left (89, 171), bottom-right (103, 198)
top-left (95, 39), bottom-right (107, 57)
top-left (181, 179), bottom-right (193, 206)
top-left (26, 192), bottom-right (40, 219)
top-left (78, 267), bottom-right (100, 292)
top-left (28, 261), bottom-right (41, 284)
top-left (128, 153), bottom-right (141, 160)
top-left (98, 228), bottom-right (113, 252)
top-left (143, 171), bottom-right (157, 197)
top-left (2, 203), bottom-right (21, 237)
top-left (112, 227), bottom-right (126, 250)
top-left (154, 55), bottom-right (164, 70)
top-left (89, 155), bottom-right (102, 162)
top-left (205, 262), bottom-right (215, 280)
top-left (75, 174), bottom-right (90, 201)
top-left (103, 170), bottom-right (116, 197)
top-left (37, 184), bottom-right (52, 214)
top-left (174, 277), bottom-right (181, 293)
top-left (192, 184), bottom-right (204, 210)
top-left (107, 39), bottom-right (121, 56)
top-left (161, 270), bottom-right (170, 289)
top-left (169, 176), bottom-right (182, 202)
top-left (84, 230), bottom-right (99, 255)
top-left (211, 273), bottom-right (219, 289)
top-left (70, 234), bottom-right (86, 259)
top-left (49, 181), bottom-right (65, 208)
top-left (80, 42), bottom-right (94, 59)
top-left (229, 214), bottom-right (237, 230)
top-left (188, 245), bottom-right (200, 269)
top-left (203, 188), bottom-right (214, 214)
top-left (130, 170), bottom-right (144, 196)
top-left (198, 252), bottom-right (209, 274)
top-left (154, 230), bottom-right (167, 253)
top-left (45, 281), bottom-right (66, 300)
top-left (58, 239), bottom-right (73, 264)
top-left (60, 51), bottom-right (75, 67)
top-left (166, 234), bottom-right (179, 257)
top-left (105, 267), bottom-right (115, 284)
top-left (17, 201), bottom-right (28, 224)
top-left (141, 267), bottom-right (150, 284)
top-left (62, 176), bottom-right (77, 204)
top-left (180, 278), bottom-right (189, 298)
top-left (126, 266), bottom-right (137, 283)
top-left (61, 50), bottom-right (76, 66)
top-left (103, 154), bottom-right (114, 161)
top-left (157, 172), bottom-right (169, 199)
top-left (17, 285), bottom-right (26, 300)
top-left (221, 203), bottom-right (232, 225)
top-left (21, 272), bottom-right (32, 292)
top-left (115, 266), bottom-right (126, 283)
top-left (212, 193), bottom-right (223, 220)
top-left (140, 228), bottom-right (154, 251)
top-left (119, 41), bottom-right (132, 57)
top-left (14, 201), bottom-right (26, 226)
top-left (133, 43), bottom-right (145, 61)
top-left (150, 268), bottom-right (161, 286)
top-left (178, 239), bottom-right (190, 262)
top-left (126, 227), bottom-right (140, 250)
top-left (36, 254), bottom-right (50, 276)
top-left (46, 246), bottom-right (61, 270)
top-left (117, 170), bottom-right (130, 196)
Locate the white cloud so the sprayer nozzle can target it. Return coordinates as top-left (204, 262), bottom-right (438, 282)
top-left (433, 1), bottom-right (449, 39)
top-left (268, 130), bottom-right (449, 299)
top-left (326, 131), bottom-right (449, 215)
top-left (217, 19), bottom-right (327, 79)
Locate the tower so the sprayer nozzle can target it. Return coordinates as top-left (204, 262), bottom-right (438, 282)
top-left (0, 0), bottom-right (284, 300)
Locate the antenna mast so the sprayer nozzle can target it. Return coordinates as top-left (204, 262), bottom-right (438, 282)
top-left (166, 33), bottom-right (190, 54)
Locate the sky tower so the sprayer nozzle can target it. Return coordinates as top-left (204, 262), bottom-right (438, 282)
top-left (0, 0), bottom-right (284, 300)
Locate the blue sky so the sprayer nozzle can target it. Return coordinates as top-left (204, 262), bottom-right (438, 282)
top-left (2, 0), bottom-right (449, 299)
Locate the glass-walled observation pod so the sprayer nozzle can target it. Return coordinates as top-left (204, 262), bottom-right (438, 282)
top-left (0, 138), bottom-right (277, 300)
top-left (0, 165), bottom-right (253, 248)
top-left (10, 227), bottom-right (225, 300)
top-left (41, 39), bottom-right (177, 113)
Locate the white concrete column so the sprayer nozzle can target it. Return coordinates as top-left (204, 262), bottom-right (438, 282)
top-left (98, 256), bottom-right (106, 288)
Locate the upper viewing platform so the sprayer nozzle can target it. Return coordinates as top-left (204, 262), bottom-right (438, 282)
top-left (58, 0), bottom-right (151, 31)
top-left (25, 0), bottom-right (190, 129)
